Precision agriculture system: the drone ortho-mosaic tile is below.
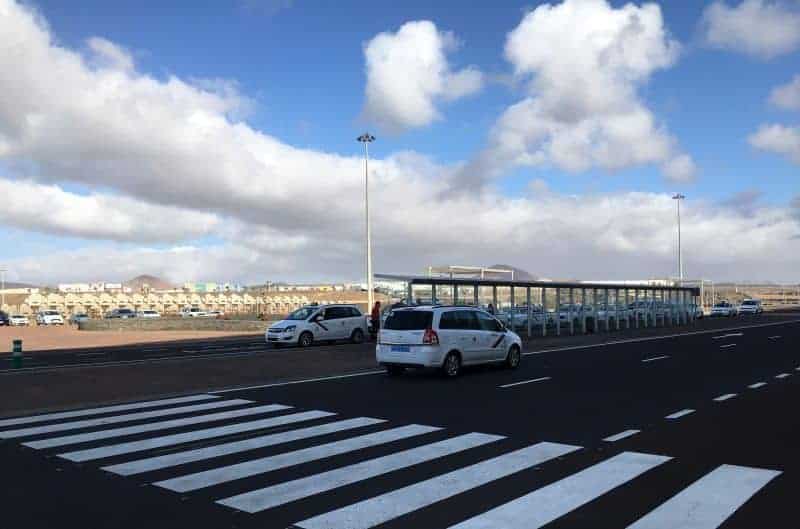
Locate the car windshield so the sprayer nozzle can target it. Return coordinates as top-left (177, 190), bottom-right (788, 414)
top-left (286, 307), bottom-right (317, 320)
top-left (384, 310), bottom-right (433, 330)
top-left (43, 311), bottom-right (59, 315)
top-left (742, 300), bottom-right (756, 305)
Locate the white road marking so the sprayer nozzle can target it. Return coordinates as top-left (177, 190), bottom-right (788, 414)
top-left (296, 442), bottom-right (582, 529)
top-left (22, 403), bottom-right (286, 449)
top-left (748, 382), bottom-right (767, 389)
top-left (216, 432), bottom-right (504, 513)
top-left (641, 355), bottom-right (669, 363)
top-left (768, 335), bottom-right (781, 340)
top-left (520, 319), bottom-right (800, 357)
top-left (499, 377), bottom-right (551, 389)
top-left (0, 395), bottom-right (218, 429)
top-left (719, 344), bottom-right (737, 349)
top-left (665, 409), bottom-right (695, 420)
top-left (156, 424), bottom-right (442, 493)
top-left (448, 451), bottom-right (671, 529)
top-left (603, 430), bottom-right (640, 442)
top-left (211, 370), bottom-right (385, 394)
top-left (775, 373), bottom-right (790, 379)
top-left (627, 464), bottom-right (781, 529)
top-left (712, 333), bottom-right (744, 340)
top-left (59, 410), bottom-right (336, 462)
top-left (796, 366), bottom-right (800, 371)
top-left (103, 417), bottom-right (384, 476)
top-left (713, 394), bottom-right (737, 402)
top-left (0, 399), bottom-right (252, 439)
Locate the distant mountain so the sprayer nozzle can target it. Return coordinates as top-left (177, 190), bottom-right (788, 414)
top-left (487, 264), bottom-right (537, 281)
top-left (1, 281), bottom-right (39, 289)
top-left (124, 275), bottom-right (174, 291)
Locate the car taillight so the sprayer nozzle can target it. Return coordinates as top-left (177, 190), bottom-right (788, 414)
top-left (422, 327), bottom-right (439, 345)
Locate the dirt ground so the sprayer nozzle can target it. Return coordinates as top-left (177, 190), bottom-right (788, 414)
top-left (0, 325), bottom-right (263, 352)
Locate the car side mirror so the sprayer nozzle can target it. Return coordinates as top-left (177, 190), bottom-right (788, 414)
top-left (313, 314), bottom-right (323, 322)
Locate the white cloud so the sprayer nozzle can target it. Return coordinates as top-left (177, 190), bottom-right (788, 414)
top-left (702, 0), bottom-right (800, 59)
top-left (748, 124), bottom-right (800, 164)
top-left (5, 191), bottom-right (800, 284)
top-left (0, 0), bottom-right (797, 284)
top-left (362, 20), bottom-right (483, 132)
top-left (0, 178), bottom-right (219, 242)
top-left (457, 0), bottom-right (693, 186)
top-left (769, 75), bottom-right (800, 111)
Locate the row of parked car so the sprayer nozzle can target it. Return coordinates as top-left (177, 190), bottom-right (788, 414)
top-left (0, 306), bottom-right (232, 326)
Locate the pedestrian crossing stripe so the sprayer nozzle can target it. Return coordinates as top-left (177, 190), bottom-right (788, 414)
top-left (155, 424), bottom-right (443, 493)
top-left (0, 397), bottom-right (783, 529)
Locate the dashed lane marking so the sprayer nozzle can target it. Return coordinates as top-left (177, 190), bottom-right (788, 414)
top-left (603, 430), bottom-right (640, 442)
top-left (775, 373), bottom-right (790, 379)
top-left (665, 409), bottom-right (695, 420)
top-left (713, 394), bottom-right (737, 402)
top-left (748, 382), bottom-right (767, 389)
top-left (641, 355), bottom-right (669, 363)
top-left (521, 319), bottom-right (800, 357)
top-left (719, 344), bottom-right (737, 349)
top-left (499, 377), bottom-right (552, 389)
top-left (768, 335), bottom-right (782, 340)
top-left (712, 333), bottom-right (744, 340)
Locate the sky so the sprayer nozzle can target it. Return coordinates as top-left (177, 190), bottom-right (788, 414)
top-left (0, 0), bottom-right (799, 285)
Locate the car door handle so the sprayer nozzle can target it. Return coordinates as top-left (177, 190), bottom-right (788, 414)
top-left (472, 337), bottom-right (477, 342)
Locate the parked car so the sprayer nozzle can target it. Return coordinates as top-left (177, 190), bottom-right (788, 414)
top-left (266, 304), bottom-right (368, 347)
top-left (376, 305), bottom-right (523, 377)
top-left (69, 313), bottom-right (90, 324)
top-left (710, 301), bottom-right (738, 317)
top-left (689, 304), bottom-right (704, 319)
top-left (37, 310), bottom-right (64, 325)
top-left (137, 310), bottom-right (161, 318)
top-left (738, 299), bottom-right (763, 315)
top-left (106, 308), bottom-right (137, 319)
top-left (9, 314), bottom-right (29, 326)
top-left (0, 311), bottom-right (9, 326)
top-left (180, 307), bottom-right (207, 318)
top-left (207, 310), bottom-right (224, 318)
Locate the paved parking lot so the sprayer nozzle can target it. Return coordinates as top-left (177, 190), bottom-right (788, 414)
top-left (0, 316), bottom-right (798, 528)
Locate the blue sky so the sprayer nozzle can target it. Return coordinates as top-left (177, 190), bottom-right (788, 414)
top-left (1, 0), bottom-right (799, 283)
top-left (31, 0), bottom-right (798, 202)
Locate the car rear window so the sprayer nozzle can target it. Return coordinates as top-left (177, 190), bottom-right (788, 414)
top-left (384, 310), bottom-right (433, 330)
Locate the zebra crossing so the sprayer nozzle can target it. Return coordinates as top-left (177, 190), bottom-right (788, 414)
top-left (0, 393), bottom-right (783, 528)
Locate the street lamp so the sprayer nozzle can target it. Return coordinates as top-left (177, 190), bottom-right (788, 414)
top-left (357, 133), bottom-right (376, 312)
top-left (672, 193), bottom-right (685, 284)
top-left (0, 267), bottom-right (6, 311)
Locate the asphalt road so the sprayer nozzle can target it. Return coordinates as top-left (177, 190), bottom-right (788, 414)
top-left (0, 318), bottom-right (798, 528)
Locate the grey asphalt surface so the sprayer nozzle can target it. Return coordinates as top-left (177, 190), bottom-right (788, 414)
top-left (0, 313), bottom-right (798, 528)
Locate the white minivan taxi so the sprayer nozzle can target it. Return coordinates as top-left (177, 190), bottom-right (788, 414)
top-left (376, 306), bottom-right (523, 377)
top-left (266, 304), bottom-right (368, 347)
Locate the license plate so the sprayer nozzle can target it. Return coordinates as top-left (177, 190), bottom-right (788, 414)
top-left (391, 345), bottom-right (410, 353)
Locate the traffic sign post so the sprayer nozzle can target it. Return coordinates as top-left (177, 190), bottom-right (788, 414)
top-left (12, 339), bottom-right (22, 369)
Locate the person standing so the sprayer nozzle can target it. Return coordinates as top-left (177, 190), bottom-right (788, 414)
top-left (370, 301), bottom-right (381, 339)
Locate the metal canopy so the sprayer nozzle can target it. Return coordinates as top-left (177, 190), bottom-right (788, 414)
top-left (375, 274), bottom-right (700, 295)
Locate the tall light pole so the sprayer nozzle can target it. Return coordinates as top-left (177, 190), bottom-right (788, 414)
top-left (0, 267), bottom-right (6, 311)
top-left (672, 193), bottom-right (685, 284)
top-left (357, 133), bottom-right (376, 312)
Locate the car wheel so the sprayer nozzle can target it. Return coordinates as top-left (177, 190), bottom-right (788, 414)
top-left (441, 351), bottom-right (461, 378)
top-left (298, 332), bottom-right (313, 348)
top-left (505, 345), bottom-right (521, 370)
top-left (350, 328), bottom-right (365, 344)
top-left (386, 365), bottom-right (404, 376)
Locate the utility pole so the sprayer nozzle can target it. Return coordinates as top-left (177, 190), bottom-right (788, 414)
top-left (357, 133), bottom-right (376, 312)
top-left (672, 193), bottom-right (685, 284)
